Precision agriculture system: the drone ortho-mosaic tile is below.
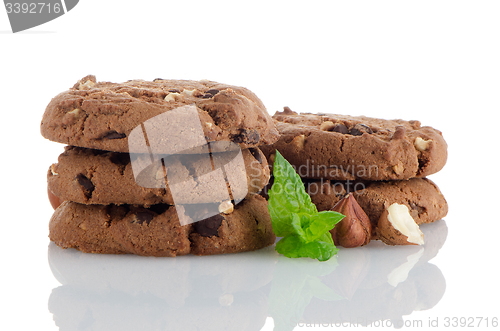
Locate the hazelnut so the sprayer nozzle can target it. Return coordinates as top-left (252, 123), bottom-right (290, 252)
top-left (181, 89), bottom-right (196, 97)
top-left (392, 162), bottom-right (404, 175)
top-left (78, 80), bottom-right (95, 90)
top-left (62, 109), bottom-right (82, 125)
top-left (414, 137), bottom-right (432, 152)
top-left (330, 193), bottom-right (371, 248)
top-left (218, 200), bottom-right (234, 214)
top-left (155, 166), bottom-right (165, 180)
top-left (50, 164), bottom-right (59, 176)
top-left (377, 203), bottom-right (424, 245)
top-left (164, 92), bottom-right (180, 102)
top-left (291, 134), bottom-right (306, 149)
top-left (47, 187), bottom-right (63, 210)
top-left (320, 121), bottom-right (335, 131)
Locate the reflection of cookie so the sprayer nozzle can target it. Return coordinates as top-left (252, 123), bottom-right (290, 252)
top-left (260, 107), bottom-right (447, 180)
top-left (302, 178), bottom-right (447, 230)
top-left (41, 75), bottom-right (279, 152)
top-left (49, 195), bottom-right (275, 256)
top-left (48, 146), bottom-right (269, 206)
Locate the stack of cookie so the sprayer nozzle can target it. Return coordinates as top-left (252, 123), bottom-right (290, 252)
top-left (41, 76), bottom-right (278, 256)
top-left (260, 107), bottom-right (448, 246)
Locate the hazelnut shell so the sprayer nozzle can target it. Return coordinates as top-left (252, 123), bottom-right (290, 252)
top-left (48, 187), bottom-right (63, 210)
top-left (331, 193), bottom-right (371, 248)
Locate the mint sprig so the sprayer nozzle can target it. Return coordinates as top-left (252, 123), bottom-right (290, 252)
top-left (268, 151), bottom-right (344, 261)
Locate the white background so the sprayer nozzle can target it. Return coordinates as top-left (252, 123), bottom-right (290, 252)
top-left (1, 1), bottom-right (499, 330)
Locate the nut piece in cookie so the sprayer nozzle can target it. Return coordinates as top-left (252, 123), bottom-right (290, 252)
top-left (330, 193), bottom-right (371, 248)
top-left (72, 75), bottom-right (96, 90)
top-left (414, 137), bottom-right (432, 151)
top-left (378, 203), bottom-right (424, 245)
top-left (41, 76), bottom-right (280, 153)
top-left (218, 200), bottom-right (234, 214)
top-left (261, 107), bottom-right (448, 181)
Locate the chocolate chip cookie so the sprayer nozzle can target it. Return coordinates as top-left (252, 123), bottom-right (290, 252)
top-left (41, 75), bottom-right (279, 153)
top-left (260, 107), bottom-right (447, 181)
top-left (49, 195), bottom-right (275, 256)
top-left (48, 146), bottom-right (270, 206)
top-left (299, 178), bottom-right (448, 232)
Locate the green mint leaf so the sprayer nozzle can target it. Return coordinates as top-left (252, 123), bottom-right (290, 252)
top-left (290, 213), bottom-right (306, 239)
top-left (303, 211), bottom-right (344, 243)
top-left (268, 151), bottom-right (344, 261)
top-left (268, 151), bottom-right (318, 237)
top-left (275, 232), bottom-right (338, 262)
top-left (275, 234), bottom-right (305, 258)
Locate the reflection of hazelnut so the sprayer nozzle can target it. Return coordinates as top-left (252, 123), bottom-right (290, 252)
top-left (331, 193), bottom-right (371, 247)
top-left (218, 200), bottom-right (234, 214)
top-left (378, 203), bottom-right (424, 245)
top-left (219, 293), bottom-right (234, 306)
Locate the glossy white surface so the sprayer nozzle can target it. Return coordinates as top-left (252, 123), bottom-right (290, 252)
top-left (46, 222), bottom-right (447, 330)
top-left (1, 1), bottom-right (499, 330)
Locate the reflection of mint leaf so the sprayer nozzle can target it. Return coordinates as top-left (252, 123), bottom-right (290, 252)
top-left (269, 256), bottom-right (343, 331)
top-left (268, 151), bottom-right (344, 261)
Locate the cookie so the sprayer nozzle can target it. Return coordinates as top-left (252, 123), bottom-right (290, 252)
top-left (49, 195), bottom-right (275, 257)
top-left (41, 75), bottom-right (279, 153)
top-left (297, 178), bottom-right (447, 233)
top-left (48, 146), bottom-right (270, 206)
top-left (260, 107), bottom-right (447, 181)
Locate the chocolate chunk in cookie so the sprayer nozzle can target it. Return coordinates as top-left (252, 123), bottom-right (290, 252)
top-left (41, 76), bottom-right (279, 152)
top-left (193, 214), bottom-right (224, 237)
top-left (48, 146), bottom-right (270, 206)
top-left (260, 108), bottom-right (447, 181)
top-left (49, 195), bottom-right (275, 256)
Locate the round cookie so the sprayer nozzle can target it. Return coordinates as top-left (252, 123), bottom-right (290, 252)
top-left (48, 146), bottom-right (270, 206)
top-left (41, 75), bottom-right (279, 153)
top-left (49, 195), bottom-right (276, 257)
top-left (260, 107), bottom-right (447, 181)
top-left (299, 178), bottom-right (448, 234)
